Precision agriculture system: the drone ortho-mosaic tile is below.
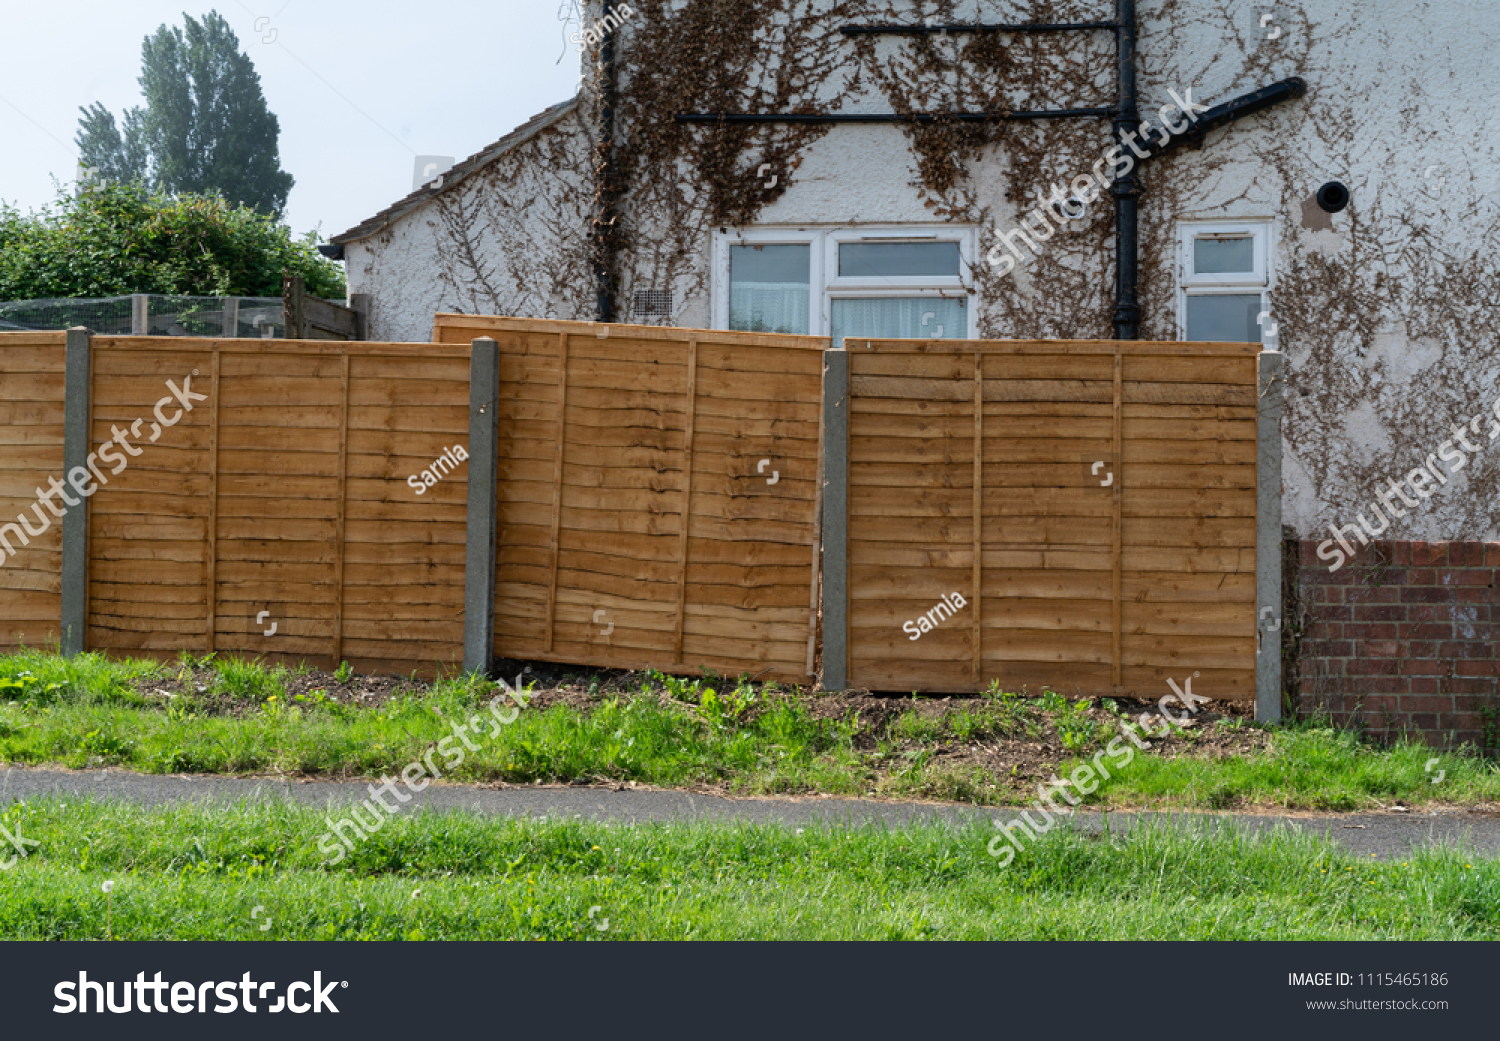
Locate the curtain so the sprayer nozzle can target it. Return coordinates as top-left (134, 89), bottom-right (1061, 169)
top-left (830, 297), bottom-right (967, 349)
top-left (729, 282), bottom-right (811, 335)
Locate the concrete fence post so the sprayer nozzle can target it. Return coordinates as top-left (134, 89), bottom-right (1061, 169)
top-left (820, 348), bottom-right (849, 691)
top-left (61, 327), bottom-right (92, 655)
top-left (1256, 348), bottom-right (1285, 722)
top-left (463, 337), bottom-right (500, 675)
top-left (130, 294), bottom-right (148, 336)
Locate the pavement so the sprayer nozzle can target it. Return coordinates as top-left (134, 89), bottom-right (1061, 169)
top-left (3, 764), bottom-right (1499, 860)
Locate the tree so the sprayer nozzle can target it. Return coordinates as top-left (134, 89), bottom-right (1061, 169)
top-left (0, 182), bottom-right (345, 302)
top-left (76, 10), bottom-right (294, 217)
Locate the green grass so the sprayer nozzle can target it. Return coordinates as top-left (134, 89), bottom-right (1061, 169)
top-left (1078, 726), bottom-right (1492, 811)
top-left (0, 798), bottom-right (1496, 940)
top-left (0, 649), bottom-right (870, 791)
top-left (1, 648), bottom-right (1498, 810)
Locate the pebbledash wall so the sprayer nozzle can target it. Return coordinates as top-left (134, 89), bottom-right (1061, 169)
top-left (332, 1), bottom-right (1500, 745)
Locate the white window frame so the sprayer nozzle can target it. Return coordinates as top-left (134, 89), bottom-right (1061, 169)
top-left (1175, 220), bottom-right (1275, 342)
top-left (712, 225), bottom-right (978, 339)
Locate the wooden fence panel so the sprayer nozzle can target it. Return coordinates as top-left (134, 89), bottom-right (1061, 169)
top-left (86, 338), bottom-right (470, 677)
top-left (847, 339), bottom-right (1259, 702)
top-left (434, 315), bottom-right (825, 682)
top-left (0, 332), bottom-right (67, 649)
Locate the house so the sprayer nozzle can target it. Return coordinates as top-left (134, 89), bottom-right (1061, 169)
top-left (329, 1), bottom-right (1500, 742)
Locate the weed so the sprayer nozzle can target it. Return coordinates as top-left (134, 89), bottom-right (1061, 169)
top-left (0, 671), bottom-right (64, 704)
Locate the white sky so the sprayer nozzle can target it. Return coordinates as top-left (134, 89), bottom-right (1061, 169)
top-left (0, 0), bottom-right (583, 240)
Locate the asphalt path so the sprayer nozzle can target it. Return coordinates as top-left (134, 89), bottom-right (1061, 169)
top-left (4, 765), bottom-right (1498, 860)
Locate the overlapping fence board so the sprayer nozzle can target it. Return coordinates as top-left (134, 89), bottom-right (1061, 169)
top-left (0, 332), bottom-right (67, 648)
top-left (434, 315), bottom-right (825, 682)
top-left (0, 322), bottom-right (1262, 698)
top-left (845, 339), bottom-right (1260, 701)
top-left (86, 337), bottom-right (471, 677)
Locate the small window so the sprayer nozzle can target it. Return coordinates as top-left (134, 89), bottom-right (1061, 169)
top-left (838, 241), bottom-right (961, 278)
top-left (1185, 294), bottom-right (1263, 343)
top-left (713, 227), bottom-right (976, 346)
top-left (729, 244), bottom-right (810, 335)
top-left (1192, 236), bottom-right (1254, 275)
top-left (1178, 222), bottom-right (1272, 342)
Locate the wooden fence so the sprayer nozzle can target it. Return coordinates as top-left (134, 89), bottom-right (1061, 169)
top-left (83, 336), bottom-right (472, 675)
top-left (0, 322), bottom-right (1271, 704)
top-left (841, 339), bottom-right (1261, 700)
top-left (0, 332), bottom-right (66, 650)
top-left (433, 315), bottom-right (826, 683)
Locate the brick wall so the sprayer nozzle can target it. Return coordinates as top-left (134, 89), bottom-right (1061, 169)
top-left (1291, 540), bottom-right (1500, 749)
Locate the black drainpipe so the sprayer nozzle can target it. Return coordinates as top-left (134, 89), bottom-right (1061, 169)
top-left (592, 1), bottom-right (619, 323)
top-left (1112, 0), bottom-right (1140, 340)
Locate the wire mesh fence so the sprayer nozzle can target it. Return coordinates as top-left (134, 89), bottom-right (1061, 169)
top-left (0, 295), bottom-right (286, 337)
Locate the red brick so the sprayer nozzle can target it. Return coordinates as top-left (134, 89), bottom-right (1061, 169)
top-left (1451, 694), bottom-right (1497, 711)
top-left (1439, 641), bottom-right (1490, 659)
top-left (1319, 605), bottom-right (1353, 622)
top-left (1409, 678), bottom-right (1440, 693)
top-left (1398, 694), bottom-right (1455, 713)
top-left (1321, 641), bottom-right (1354, 657)
top-left (1456, 660), bottom-right (1500, 677)
top-left (1352, 586), bottom-right (1401, 604)
top-left (1410, 713), bottom-right (1440, 731)
top-left (1452, 569), bottom-right (1494, 586)
top-left (1403, 586), bottom-right (1458, 603)
top-left (1357, 677), bottom-right (1409, 693)
top-left (1398, 657), bottom-right (1444, 675)
top-left (1365, 639), bottom-right (1403, 657)
top-left (1352, 604), bottom-right (1405, 622)
top-left (1412, 543), bottom-right (1431, 566)
top-left (1486, 544), bottom-right (1500, 567)
top-left (1405, 568), bottom-right (1435, 585)
top-left (1400, 622), bottom-right (1452, 639)
top-left (1446, 679), bottom-right (1498, 695)
top-left (1346, 657), bottom-right (1400, 675)
top-left (1390, 542), bottom-right (1411, 566)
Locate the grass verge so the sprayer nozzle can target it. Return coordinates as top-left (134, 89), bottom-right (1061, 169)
top-left (0, 648), bottom-right (1497, 811)
top-left (0, 798), bottom-right (1496, 940)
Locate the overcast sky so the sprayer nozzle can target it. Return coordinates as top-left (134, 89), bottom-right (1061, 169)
top-left (0, 0), bottom-right (583, 239)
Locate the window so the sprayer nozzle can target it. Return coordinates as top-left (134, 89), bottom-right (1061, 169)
top-left (1176, 221), bottom-right (1273, 343)
top-left (713, 227), bottom-right (976, 346)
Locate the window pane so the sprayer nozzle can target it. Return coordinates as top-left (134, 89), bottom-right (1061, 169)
top-left (1185, 294), bottom-right (1263, 342)
top-left (730, 244), bottom-right (810, 334)
top-left (1193, 236), bottom-right (1254, 274)
top-left (830, 297), bottom-right (966, 349)
top-left (838, 242), bottom-right (960, 278)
